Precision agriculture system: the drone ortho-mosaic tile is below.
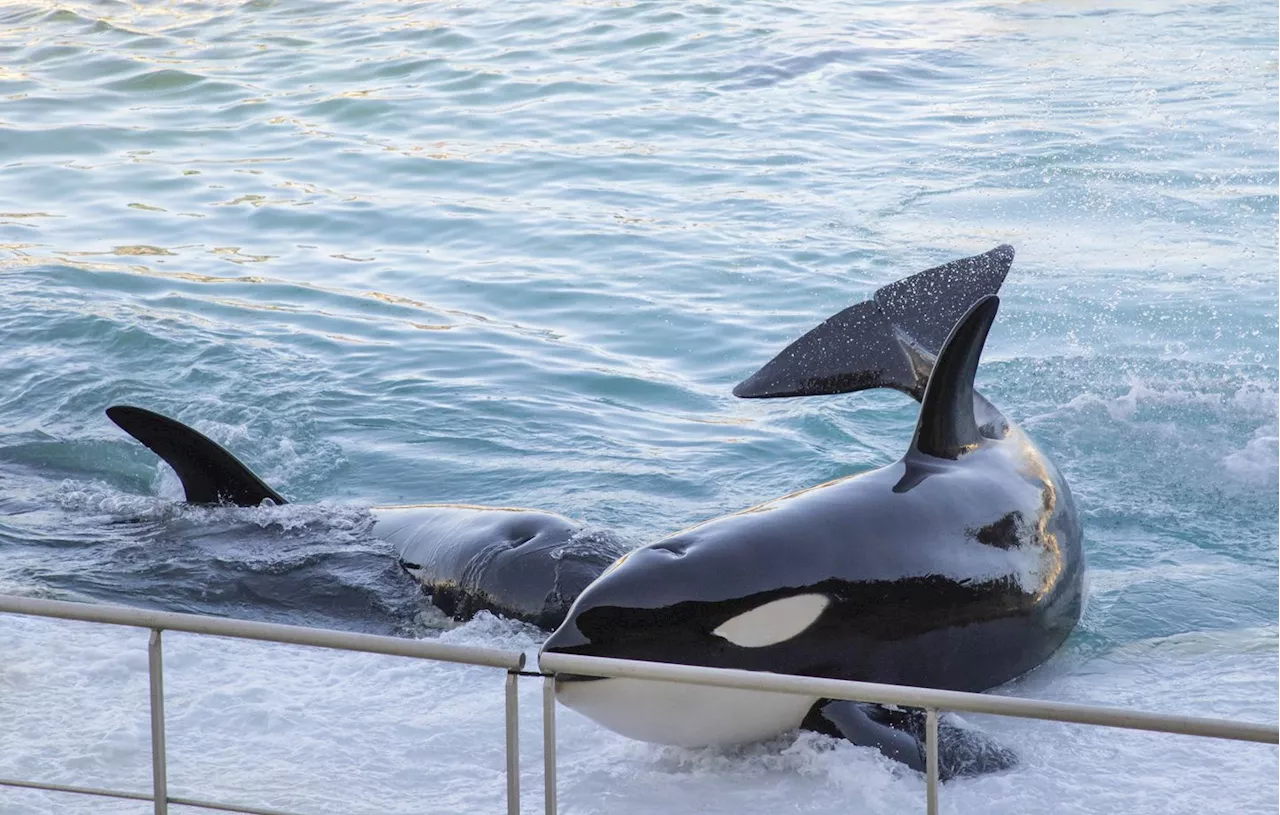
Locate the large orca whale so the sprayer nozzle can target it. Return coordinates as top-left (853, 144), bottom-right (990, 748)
top-left (540, 246), bottom-right (1085, 779)
top-left (102, 405), bottom-right (628, 629)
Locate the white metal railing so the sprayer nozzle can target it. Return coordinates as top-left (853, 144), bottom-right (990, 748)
top-left (0, 594), bottom-right (527, 815)
top-left (1, 593), bottom-right (1277, 815)
top-left (537, 652), bottom-right (1280, 815)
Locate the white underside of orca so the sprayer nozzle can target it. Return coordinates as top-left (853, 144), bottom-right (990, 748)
top-left (554, 677), bottom-right (817, 746)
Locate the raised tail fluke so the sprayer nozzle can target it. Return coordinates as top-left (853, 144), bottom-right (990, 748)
top-left (106, 406), bottom-right (287, 506)
top-left (733, 245), bottom-right (1013, 400)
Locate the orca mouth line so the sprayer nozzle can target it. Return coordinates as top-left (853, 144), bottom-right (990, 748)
top-left (553, 673), bottom-right (608, 683)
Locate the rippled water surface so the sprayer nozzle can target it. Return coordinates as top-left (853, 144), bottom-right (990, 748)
top-left (0, 0), bottom-right (1276, 813)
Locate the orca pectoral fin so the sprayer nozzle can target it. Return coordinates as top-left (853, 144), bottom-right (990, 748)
top-left (803, 700), bottom-right (1018, 781)
top-left (733, 300), bottom-right (919, 399)
top-left (873, 244), bottom-right (1012, 363)
top-left (734, 245), bottom-right (1013, 401)
top-left (106, 405), bottom-right (287, 507)
top-left (804, 699), bottom-right (927, 772)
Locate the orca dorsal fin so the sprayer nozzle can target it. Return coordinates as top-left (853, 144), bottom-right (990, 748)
top-left (106, 405), bottom-right (287, 506)
top-left (910, 295), bottom-right (999, 459)
top-left (734, 245), bottom-right (1012, 400)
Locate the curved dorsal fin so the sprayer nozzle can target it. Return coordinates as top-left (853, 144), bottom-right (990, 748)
top-left (910, 296), bottom-right (999, 459)
top-left (106, 405), bottom-right (287, 506)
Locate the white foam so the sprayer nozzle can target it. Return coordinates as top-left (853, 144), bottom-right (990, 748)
top-left (1221, 430), bottom-right (1279, 484)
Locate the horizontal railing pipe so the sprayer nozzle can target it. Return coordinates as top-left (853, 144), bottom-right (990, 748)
top-left (0, 780), bottom-right (310, 815)
top-left (538, 652), bottom-right (1278, 744)
top-left (0, 594), bottom-right (525, 671)
top-left (167, 794), bottom-right (312, 815)
top-left (0, 777), bottom-right (153, 803)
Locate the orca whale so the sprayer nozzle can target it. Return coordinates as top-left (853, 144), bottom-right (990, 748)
top-left (103, 406), bottom-right (627, 629)
top-left (370, 504), bottom-right (625, 629)
top-left (540, 246), bottom-right (1085, 779)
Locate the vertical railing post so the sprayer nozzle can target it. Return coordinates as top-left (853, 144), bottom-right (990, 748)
top-left (505, 671), bottom-right (520, 815)
top-left (147, 629), bottom-right (169, 815)
top-left (543, 675), bottom-right (557, 815)
top-left (925, 707), bottom-right (939, 815)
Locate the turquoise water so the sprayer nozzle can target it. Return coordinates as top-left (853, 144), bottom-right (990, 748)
top-left (0, 0), bottom-right (1275, 813)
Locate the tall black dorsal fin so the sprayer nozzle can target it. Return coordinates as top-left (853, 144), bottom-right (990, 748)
top-left (106, 406), bottom-right (287, 506)
top-left (910, 296), bottom-right (999, 459)
top-left (734, 245), bottom-right (1012, 400)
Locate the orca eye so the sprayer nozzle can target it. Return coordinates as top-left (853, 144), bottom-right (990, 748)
top-left (711, 594), bottom-right (829, 648)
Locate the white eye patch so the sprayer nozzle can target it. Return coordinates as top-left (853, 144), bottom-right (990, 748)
top-left (712, 594), bottom-right (830, 648)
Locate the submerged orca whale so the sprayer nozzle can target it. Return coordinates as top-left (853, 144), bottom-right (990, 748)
top-left (103, 405), bottom-right (628, 629)
top-left (540, 245), bottom-right (1084, 779)
top-left (104, 245), bottom-right (1083, 780)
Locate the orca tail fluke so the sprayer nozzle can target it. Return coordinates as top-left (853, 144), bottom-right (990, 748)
top-left (106, 405), bottom-right (287, 507)
top-left (733, 245), bottom-right (1013, 400)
